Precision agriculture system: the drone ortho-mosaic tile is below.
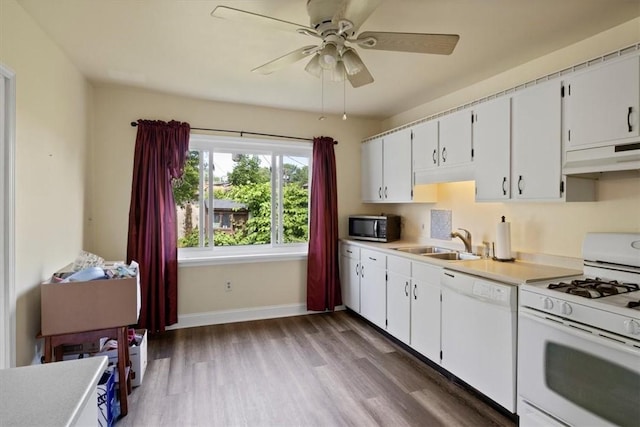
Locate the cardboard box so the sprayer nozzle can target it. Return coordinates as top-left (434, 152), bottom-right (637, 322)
top-left (41, 265), bottom-right (140, 336)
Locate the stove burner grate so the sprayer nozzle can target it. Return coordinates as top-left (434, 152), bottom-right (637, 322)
top-left (548, 278), bottom-right (639, 299)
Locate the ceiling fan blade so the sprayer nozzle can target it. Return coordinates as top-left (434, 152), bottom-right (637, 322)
top-left (357, 32), bottom-right (460, 55)
top-left (347, 62), bottom-right (374, 88)
top-left (333, 0), bottom-right (382, 32)
top-left (252, 45), bottom-right (318, 75)
top-left (211, 6), bottom-right (313, 34)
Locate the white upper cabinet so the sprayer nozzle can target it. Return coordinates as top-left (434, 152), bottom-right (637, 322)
top-left (511, 79), bottom-right (563, 200)
top-left (564, 56), bottom-right (640, 150)
top-left (412, 120), bottom-right (439, 172)
top-left (413, 109), bottom-right (475, 185)
top-left (439, 108), bottom-right (473, 167)
top-left (474, 97), bottom-right (511, 201)
top-left (361, 137), bottom-right (383, 202)
top-left (361, 130), bottom-right (412, 203)
top-left (383, 128), bottom-right (413, 202)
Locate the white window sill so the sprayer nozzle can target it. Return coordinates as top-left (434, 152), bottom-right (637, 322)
top-left (178, 246), bottom-right (308, 267)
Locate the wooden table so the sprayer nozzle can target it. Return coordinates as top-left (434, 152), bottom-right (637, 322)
top-left (40, 326), bottom-right (132, 417)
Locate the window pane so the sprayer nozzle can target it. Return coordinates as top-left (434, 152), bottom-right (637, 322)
top-left (174, 135), bottom-right (311, 253)
top-left (174, 150), bottom-right (201, 248)
top-left (282, 156), bottom-right (309, 243)
top-left (213, 152), bottom-right (272, 247)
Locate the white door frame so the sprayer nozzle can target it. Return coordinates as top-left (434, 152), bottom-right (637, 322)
top-left (0, 63), bottom-right (16, 369)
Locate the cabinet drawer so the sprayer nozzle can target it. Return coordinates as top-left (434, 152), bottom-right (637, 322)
top-left (361, 248), bottom-right (385, 268)
top-left (341, 244), bottom-right (360, 259)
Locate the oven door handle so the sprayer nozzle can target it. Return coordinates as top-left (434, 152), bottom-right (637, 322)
top-left (520, 308), bottom-right (640, 356)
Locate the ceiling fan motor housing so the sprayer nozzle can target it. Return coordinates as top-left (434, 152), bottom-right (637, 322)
top-left (307, 0), bottom-right (339, 28)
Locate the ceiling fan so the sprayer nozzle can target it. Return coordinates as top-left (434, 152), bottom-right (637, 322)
top-left (211, 0), bottom-right (460, 88)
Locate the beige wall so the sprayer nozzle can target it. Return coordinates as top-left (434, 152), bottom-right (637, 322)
top-left (382, 18), bottom-right (640, 130)
top-left (0, 0), bottom-right (91, 366)
top-left (376, 17), bottom-right (640, 259)
top-left (3, 2), bottom-right (639, 364)
top-left (89, 85), bottom-right (380, 316)
top-left (393, 174), bottom-right (640, 259)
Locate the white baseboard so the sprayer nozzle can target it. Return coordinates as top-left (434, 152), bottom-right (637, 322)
top-left (167, 303), bottom-right (346, 330)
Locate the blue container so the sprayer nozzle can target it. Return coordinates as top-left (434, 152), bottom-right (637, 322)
top-left (97, 368), bottom-right (116, 427)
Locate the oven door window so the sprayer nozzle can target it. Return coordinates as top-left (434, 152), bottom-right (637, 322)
top-left (545, 342), bottom-right (640, 427)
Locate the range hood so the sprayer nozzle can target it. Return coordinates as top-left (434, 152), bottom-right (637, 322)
top-left (563, 141), bottom-right (640, 175)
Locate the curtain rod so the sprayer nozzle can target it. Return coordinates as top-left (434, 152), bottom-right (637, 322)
top-left (129, 122), bottom-right (336, 144)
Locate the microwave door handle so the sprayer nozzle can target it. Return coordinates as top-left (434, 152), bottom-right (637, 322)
top-left (373, 220), bottom-right (379, 237)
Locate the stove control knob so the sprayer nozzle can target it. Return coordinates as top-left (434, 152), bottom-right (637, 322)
top-left (561, 302), bottom-right (573, 315)
top-left (543, 297), bottom-right (554, 310)
top-left (624, 319), bottom-right (640, 335)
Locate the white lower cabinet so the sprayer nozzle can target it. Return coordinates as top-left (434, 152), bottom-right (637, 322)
top-left (355, 249), bottom-right (443, 365)
top-left (410, 262), bottom-right (442, 363)
top-left (386, 255), bottom-right (412, 344)
top-left (340, 243), bottom-right (361, 312)
top-left (359, 248), bottom-right (387, 329)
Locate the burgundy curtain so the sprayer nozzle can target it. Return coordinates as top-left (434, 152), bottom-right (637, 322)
top-left (127, 119), bottom-right (190, 333)
top-left (307, 136), bottom-right (342, 311)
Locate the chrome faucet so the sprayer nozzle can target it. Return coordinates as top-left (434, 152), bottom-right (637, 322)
top-left (451, 228), bottom-right (472, 253)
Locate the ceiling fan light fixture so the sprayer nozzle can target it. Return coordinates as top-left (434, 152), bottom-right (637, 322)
top-left (329, 61), bottom-right (346, 82)
top-left (305, 55), bottom-right (323, 78)
top-left (319, 42), bottom-right (338, 70)
top-left (341, 48), bottom-right (364, 76)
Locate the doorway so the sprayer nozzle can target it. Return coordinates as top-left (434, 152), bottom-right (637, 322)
top-left (0, 63), bottom-right (16, 368)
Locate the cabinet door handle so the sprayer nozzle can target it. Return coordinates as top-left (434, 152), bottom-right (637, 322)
top-left (441, 147), bottom-right (447, 162)
top-left (355, 263), bottom-right (359, 277)
top-left (502, 177), bottom-right (507, 196)
top-left (628, 106), bottom-right (633, 133)
top-left (432, 149), bottom-right (437, 164)
top-left (518, 175), bottom-right (524, 195)
top-left (413, 283), bottom-right (417, 300)
top-left (405, 282), bottom-right (409, 297)
top-left (384, 186), bottom-right (388, 199)
top-left (361, 265), bottom-right (365, 278)
top-left (378, 187), bottom-right (382, 199)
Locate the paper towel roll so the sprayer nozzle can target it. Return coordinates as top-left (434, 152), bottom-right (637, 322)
top-left (496, 217), bottom-right (512, 260)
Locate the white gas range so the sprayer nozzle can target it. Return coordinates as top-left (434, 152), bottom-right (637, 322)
top-left (517, 232), bottom-right (640, 427)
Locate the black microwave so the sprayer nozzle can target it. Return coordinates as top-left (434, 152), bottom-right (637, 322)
top-left (348, 214), bottom-right (401, 242)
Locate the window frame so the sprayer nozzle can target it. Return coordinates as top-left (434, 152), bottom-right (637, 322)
top-left (177, 134), bottom-right (312, 265)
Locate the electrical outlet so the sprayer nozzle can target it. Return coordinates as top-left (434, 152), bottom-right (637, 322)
top-left (225, 281), bottom-right (232, 292)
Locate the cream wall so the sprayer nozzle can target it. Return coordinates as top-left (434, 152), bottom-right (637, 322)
top-left (0, 0), bottom-right (91, 366)
top-left (382, 18), bottom-right (640, 129)
top-left (393, 175), bottom-right (640, 259)
top-left (89, 84), bottom-right (380, 317)
top-left (375, 17), bottom-right (640, 259)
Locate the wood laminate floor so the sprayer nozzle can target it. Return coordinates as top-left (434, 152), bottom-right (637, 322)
top-left (119, 310), bottom-right (516, 427)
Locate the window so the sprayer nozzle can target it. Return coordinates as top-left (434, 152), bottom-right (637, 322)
top-left (173, 134), bottom-right (311, 263)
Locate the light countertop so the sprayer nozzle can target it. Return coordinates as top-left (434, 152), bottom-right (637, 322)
top-left (0, 356), bottom-right (108, 426)
top-left (443, 258), bottom-right (581, 285)
top-left (341, 239), bottom-right (582, 286)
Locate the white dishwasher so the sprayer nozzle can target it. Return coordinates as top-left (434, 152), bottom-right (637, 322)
top-left (441, 269), bottom-right (517, 413)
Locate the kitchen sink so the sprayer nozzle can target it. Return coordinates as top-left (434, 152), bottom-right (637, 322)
top-left (393, 246), bottom-right (481, 261)
top-left (393, 246), bottom-right (451, 255)
top-left (424, 252), bottom-right (481, 261)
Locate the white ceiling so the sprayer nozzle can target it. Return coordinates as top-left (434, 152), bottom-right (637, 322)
top-left (17, 0), bottom-right (640, 119)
